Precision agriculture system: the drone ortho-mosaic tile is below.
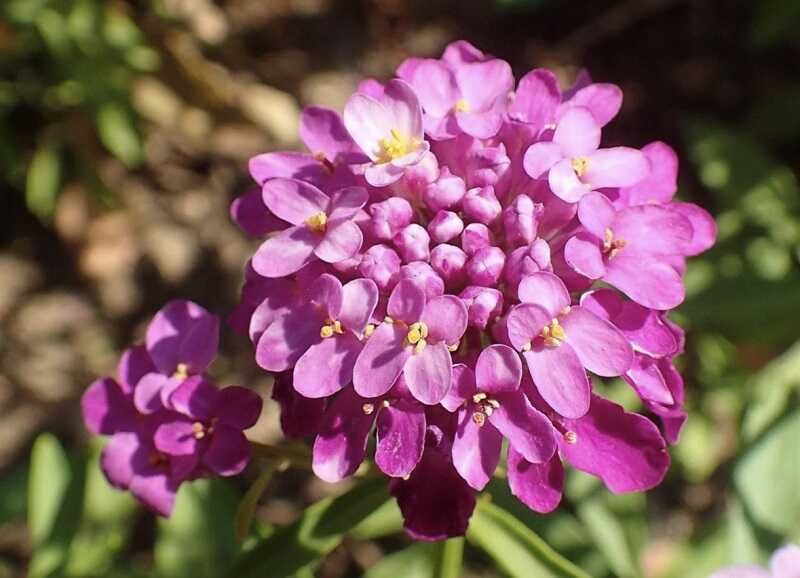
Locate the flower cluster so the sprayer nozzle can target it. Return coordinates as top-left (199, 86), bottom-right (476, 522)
top-left (82, 300), bottom-right (262, 516)
top-left (709, 544), bottom-right (800, 578)
top-left (229, 39), bottom-right (716, 540)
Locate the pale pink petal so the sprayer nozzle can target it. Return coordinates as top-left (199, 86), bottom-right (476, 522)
top-left (583, 147), bottom-right (649, 189)
top-left (300, 106), bottom-right (362, 162)
top-left (564, 233), bottom-right (606, 279)
top-left (523, 141), bottom-right (564, 179)
top-left (558, 83), bottom-right (622, 127)
top-left (549, 158), bottom-right (591, 203)
top-left (314, 220), bottom-right (363, 264)
top-left (577, 191), bottom-right (616, 238)
top-left (517, 271), bottom-right (571, 317)
top-left (382, 79), bottom-right (424, 143)
top-left (553, 107), bottom-right (601, 158)
top-left (523, 343), bottom-right (591, 419)
top-left (455, 60), bottom-right (514, 112)
top-left (769, 544), bottom-right (800, 578)
top-left (455, 110), bottom-right (505, 139)
top-left (248, 152), bottom-right (326, 186)
top-left (340, 278), bottom-right (379, 333)
top-left (252, 226), bottom-right (317, 278)
top-left (261, 178), bottom-right (330, 226)
top-left (364, 162), bottom-right (406, 187)
top-left (509, 68), bottom-right (561, 128)
top-left (404, 342), bottom-right (453, 405)
top-left (407, 59), bottom-right (459, 117)
top-left (343, 93), bottom-right (393, 160)
top-left (388, 279), bottom-right (427, 324)
top-left (328, 187), bottom-right (369, 221)
top-left (308, 273), bottom-right (343, 319)
top-left (506, 303), bottom-right (550, 351)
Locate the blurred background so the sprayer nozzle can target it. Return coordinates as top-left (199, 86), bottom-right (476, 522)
top-left (1, 1), bottom-right (799, 577)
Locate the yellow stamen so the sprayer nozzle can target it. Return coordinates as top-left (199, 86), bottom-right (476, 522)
top-left (447, 340), bottom-right (459, 352)
top-left (540, 319), bottom-right (566, 347)
top-left (192, 421), bottom-right (205, 440)
top-left (564, 431), bottom-right (578, 444)
top-left (313, 152), bottom-right (335, 174)
top-left (602, 228), bottom-right (627, 259)
top-left (472, 412), bottom-right (486, 427)
top-left (320, 319), bottom-right (344, 338)
top-left (406, 322), bottom-right (428, 345)
top-left (454, 98), bottom-right (470, 113)
top-left (571, 156), bottom-right (589, 178)
top-left (362, 403), bottom-right (375, 415)
top-left (473, 392), bottom-right (487, 403)
top-left (377, 128), bottom-right (419, 164)
top-left (320, 325), bottom-right (334, 338)
top-left (364, 323), bottom-right (375, 338)
top-left (306, 211), bottom-right (328, 233)
top-left (173, 363), bottom-right (189, 380)
top-left (414, 338), bottom-right (427, 354)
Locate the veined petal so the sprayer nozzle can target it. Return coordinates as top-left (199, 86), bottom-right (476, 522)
top-left (353, 323), bottom-right (412, 398)
top-left (489, 391), bottom-right (556, 463)
top-left (564, 233), bottom-right (606, 279)
top-left (261, 178), bottom-right (330, 226)
top-left (604, 253), bottom-right (685, 310)
top-left (252, 226), bottom-right (317, 278)
top-left (328, 187), bottom-right (369, 221)
top-left (523, 343), bottom-right (591, 419)
top-left (506, 303), bottom-right (551, 351)
top-left (476, 344), bottom-right (522, 394)
top-left (517, 271), bottom-right (571, 317)
top-left (549, 158), bottom-right (590, 203)
top-left (553, 107), bottom-right (601, 158)
top-left (583, 147), bottom-right (649, 189)
top-left (507, 449), bottom-right (564, 513)
top-left (375, 400), bottom-right (425, 478)
top-left (404, 342), bottom-right (453, 405)
top-left (577, 191), bottom-right (616, 238)
top-left (452, 408), bottom-right (502, 490)
top-left (560, 306), bottom-right (633, 377)
top-left (294, 333), bottom-right (363, 398)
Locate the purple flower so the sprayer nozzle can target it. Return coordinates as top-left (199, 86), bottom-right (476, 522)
top-left (252, 179), bottom-right (368, 278)
top-left (523, 106), bottom-right (649, 203)
top-left (271, 372), bottom-right (327, 439)
top-left (154, 377), bottom-right (262, 478)
top-left (443, 345), bottom-right (556, 490)
top-left (353, 279), bottom-right (467, 404)
top-left (506, 272), bottom-right (632, 418)
top-left (710, 544), bottom-right (800, 578)
top-left (344, 79), bottom-right (430, 187)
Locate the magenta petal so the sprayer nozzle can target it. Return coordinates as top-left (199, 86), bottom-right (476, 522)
top-left (146, 300), bottom-right (219, 375)
top-left (262, 178), bottom-right (330, 226)
top-left (214, 386), bottom-right (263, 429)
top-left (118, 345), bottom-right (155, 394)
top-left (613, 204), bottom-right (694, 256)
top-left (625, 355), bottom-right (674, 405)
top-left (456, 110), bottom-right (504, 139)
top-left (510, 68), bottom-right (560, 128)
top-left (517, 271), bottom-right (571, 317)
top-left (82, 378), bottom-right (136, 435)
top-left (456, 59), bottom-right (513, 111)
top-left (340, 278), bottom-right (379, 333)
top-left (388, 279), bottom-right (427, 324)
top-left (312, 388), bottom-right (377, 482)
top-left (230, 188), bottom-right (285, 238)
top-left (507, 449), bottom-right (564, 513)
top-left (421, 295), bottom-right (468, 345)
top-left (441, 364), bottom-right (477, 412)
top-left (489, 391), bottom-right (556, 463)
top-left (294, 333), bottom-right (363, 398)
top-left (619, 141), bottom-right (678, 205)
top-left (564, 233), bottom-right (606, 279)
top-left (169, 376), bottom-right (219, 420)
top-left (549, 158), bottom-right (590, 203)
top-left (328, 186), bottom-right (369, 221)
top-left (129, 469), bottom-right (179, 517)
top-left (252, 226), bottom-right (317, 278)
top-left (523, 343), bottom-right (591, 419)
top-left (577, 191), bottom-right (616, 238)
top-left (506, 303), bottom-right (551, 351)
top-left (300, 106), bottom-right (360, 162)
top-left (604, 253), bottom-right (685, 310)
top-left (523, 141), bottom-right (563, 179)
top-left (560, 83), bottom-right (622, 127)
top-left (248, 278), bottom-right (297, 343)
top-left (203, 425), bottom-right (251, 477)
top-left (248, 151), bottom-right (326, 186)
top-left (309, 274), bottom-right (344, 319)
top-left (452, 409), bottom-right (502, 490)
top-left (101, 432), bottom-right (138, 489)
top-left (553, 107), bottom-right (601, 157)
top-left (314, 220), bottom-right (363, 264)
top-left (375, 400), bottom-right (425, 478)
top-left (670, 202), bottom-right (717, 256)
top-left (404, 342), bottom-right (453, 405)
top-left (476, 344), bottom-right (522, 394)
top-left (255, 304), bottom-right (322, 372)
top-left (365, 162), bottom-right (406, 187)
top-left (560, 394), bottom-right (670, 493)
top-left (154, 419), bottom-right (198, 456)
top-left (560, 307), bottom-right (633, 377)
top-left (408, 59), bottom-right (459, 117)
top-left (584, 147), bottom-right (650, 189)
top-left (133, 372), bottom-right (169, 414)
top-left (353, 323), bottom-right (412, 398)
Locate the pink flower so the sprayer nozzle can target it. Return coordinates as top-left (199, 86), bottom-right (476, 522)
top-left (709, 544), bottom-right (800, 578)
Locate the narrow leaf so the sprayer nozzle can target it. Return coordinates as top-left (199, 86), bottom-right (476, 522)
top-left (25, 145), bottom-right (61, 222)
top-left (433, 538), bottom-right (464, 578)
top-left (235, 464), bottom-right (280, 541)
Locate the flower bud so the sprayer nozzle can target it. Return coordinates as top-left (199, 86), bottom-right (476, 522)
top-left (460, 286), bottom-right (504, 330)
top-left (358, 244), bottom-right (401, 293)
top-left (394, 224), bottom-right (431, 263)
top-left (423, 167), bottom-right (466, 212)
top-left (393, 151), bottom-right (439, 201)
top-left (504, 239), bottom-right (552, 295)
top-left (369, 197), bottom-right (414, 241)
top-left (428, 210), bottom-right (464, 244)
top-left (430, 244), bottom-right (468, 290)
top-left (465, 246), bottom-right (506, 287)
top-left (462, 186), bottom-right (501, 225)
top-left (461, 223), bottom-right (493, 256)
top-left (503, 194), bottom-right (543, 247)
top-left (467, 145), bottom-right (510, 188)
top-left (399, 262), bottom-right (444, 299)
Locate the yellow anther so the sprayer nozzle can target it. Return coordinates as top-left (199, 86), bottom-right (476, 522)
top-left (364, 324), bottom-right (375, 338)
top-left (333, 320), bottom-right (344, 334)
top-left (564, 431), bottom-right (578, 444)
top-left (377, 128), bottom-right (419, 164)
top-left (447, 340), bottom-right (459, 352)
top-left (173, 363), bottom-right (189, 380)
top-left (320, 325), bottom-right (334, 338)
top-left (192, 421), bottom-right (205, 440)
top-left (473, 392), bottom-right (487, 403)
top-left (454, 98), bottom-right (470, 113)
top-left (571, 156), bottom-right (589, 178)
top-left (414, 338), bottom-right (427, 354)
top-left (382, 399), bottom-right (391, 408)
top-left (602, 228), bottom-right (627, 259)
top-left (559, 305), bottom-right (572, 316)
top-left (550, 323), bottom-right (565, 341)
top-left (487, 399), bottom-right (500, 409)
top-left (406, 322), bottom-right (428, 346)
top-left (313, 152), bottom-right (335, 174)
top-left (362, 403), bottom-right (375, 415)
top-left (521, 342), bottom-right (532, 352)
top-left (306, 211), bottom-right (328, 233)
top-left (541, 319), bottom-right (566, 347)
top-left (484, 405), bottom-right (494, 417)
top-left (321, 319), bottom-right (344, 338)
top-left (472, 411), bottom-right (486, 427)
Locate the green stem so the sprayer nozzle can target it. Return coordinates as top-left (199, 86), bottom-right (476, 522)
top-left (433, 538), bottom-right (464, 578)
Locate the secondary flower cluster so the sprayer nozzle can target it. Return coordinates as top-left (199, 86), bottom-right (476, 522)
top-left (229, 39), bottom-right (716, 540)
top-left (82, 300), bottom-right (262, 516)
top-left (709, 544), bottom-right (800, 578)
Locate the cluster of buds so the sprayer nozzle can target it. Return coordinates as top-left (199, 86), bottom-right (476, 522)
top-left (82, 300), bottom-right (262, 516)
top-left (229, 40), bottom-right (715, 540)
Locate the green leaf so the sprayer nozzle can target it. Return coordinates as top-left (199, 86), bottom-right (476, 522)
top-left (155, 479), bottom-right (240, 578)
top-left (95, 102), bottom-right (142, 167)
top-left (233, 478), bottom-right (390, 578)
top-left (235, 464), bottom-right (279, 541)
top-left (734, 409), bottom-right (800, 534)
top-left (467, 499), bottom-right (591, 578)
top-left (576, 497), bottom-right (638, 578)
top-left (349, 496), bottom-right (404, 540)
top-left (25, 144), bottom-right (61, 222)
top-left (432, 538), bottom-right (463, 578)
top-left (363, 543), bottom-right (435, 578)
top-left (28, 433), bottom-right (86, 578)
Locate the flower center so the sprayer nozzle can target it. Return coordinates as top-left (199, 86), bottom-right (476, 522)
top-left (540, 318), bottom-right (566, 348)
top-left (173, 362), bottom-right (189, 380)
top-left (377, 128), bottom-right (419, 164)
top-left (313, 152), bottom-right (336, 174)
top-left (192, 421), bottom-right (206, 439)
top-left (306, 211), bottom-right (328, 233)
top-left (471, 392), bottom-right (501, 427)
top-left (320, 319), bottom-right (344, 338)
top-left (454, 98), bottom-right (470, 113)
top-left (571, 156), bottom-right (589, 178)
top-left (602, 228), bottom-right (627, 259)
top-left (406, 321), bottom-right (428, 353)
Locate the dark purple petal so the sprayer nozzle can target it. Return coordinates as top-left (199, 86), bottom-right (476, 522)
top-left (100, 432), bottom-right (139, 489)
top-left (168, 376), bottom-right (219, 421)
top-left (202, 425), bottom-right (251, 477)
top-left (375, 400), bottom-right (425, 478)
top-left (507, 449), bottom-right (564, 513)
top-left (271, 374), bottom-right (326, 439)
top-left (82, 378), bottom-right (137, 435)
top-left (117, 345), bottom-right (155, 394)
top-left (145, 300), bottom-right (219, 375)
top-left (312, 388), bottom-right (378, 482)
top-left (214, 386), bottom-right (263, 430)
